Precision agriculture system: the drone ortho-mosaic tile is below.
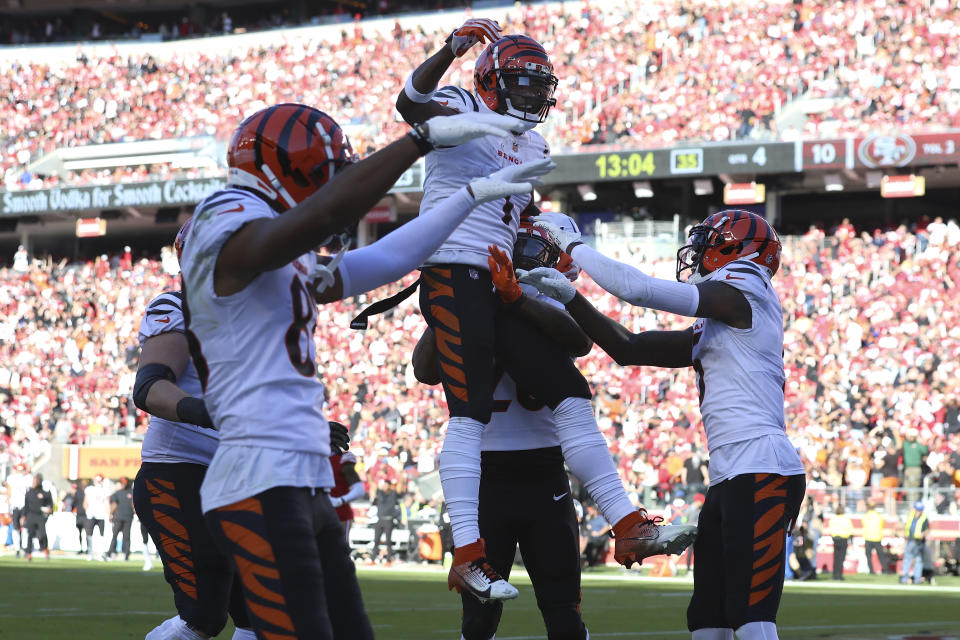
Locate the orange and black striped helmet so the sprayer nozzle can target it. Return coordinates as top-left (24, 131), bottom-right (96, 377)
top-left (226, 104), bottom-right (357, 212)
top-left (474, 35), bottom-right (558, 127)
top-left (676, 210), bottom-right (782, 282)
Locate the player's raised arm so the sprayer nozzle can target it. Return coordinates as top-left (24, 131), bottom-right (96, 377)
top-left (396, 18), bottom-right (501, 124)
top-left (211, 106), bottom-right (520, 296)
top-left (528, 213), bottom-right (770, 328)
top-left (312, 159), bottom-right (555, 303)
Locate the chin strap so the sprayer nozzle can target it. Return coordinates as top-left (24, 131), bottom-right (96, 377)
top-left (311, 234), bottom-right (353, 295)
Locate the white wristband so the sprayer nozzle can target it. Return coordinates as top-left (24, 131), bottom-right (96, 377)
top-left (404, 74), bottom-right (436, 104)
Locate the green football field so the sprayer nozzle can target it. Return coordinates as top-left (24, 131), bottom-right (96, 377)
top-left (2, 556), bottom-right (958, 640)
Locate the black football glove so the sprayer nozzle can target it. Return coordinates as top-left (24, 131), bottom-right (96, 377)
top-left (329, 421), bottom-right (350, 455)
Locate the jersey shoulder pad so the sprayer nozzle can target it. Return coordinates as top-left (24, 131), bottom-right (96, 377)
top-left (138, 291), bottom-right (185, 342)
top-left (183, 188), bottom-right (274, 269)
top-left (432, 85), bottom-right (478, 113)
top-left (712, 259), bottom-right (771, 299)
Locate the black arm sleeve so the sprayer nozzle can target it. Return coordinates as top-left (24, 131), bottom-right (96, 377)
top-left (175, 397), bottom-right (216, 430)
top-left (132, 363), bottom-right (177, 412)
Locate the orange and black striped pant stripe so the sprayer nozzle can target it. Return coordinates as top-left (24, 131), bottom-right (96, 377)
top-left (418, 265), bottom-right (591, 422)
top-left (205, 486), bottom-right (374, 640)
top-left (687, 472), bottom-right (806, 631)
top-left (419, 265), bottom-right (499, 423)
top-left (133, 462), bottom-right (247, 636)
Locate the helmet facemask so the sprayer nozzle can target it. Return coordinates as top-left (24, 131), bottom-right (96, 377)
top-left (496, 67), bottom-right (558, 125)
top-left (676, 222), bottom-right (721, 283)
top-left (513, 231), bottom-right (561, 272)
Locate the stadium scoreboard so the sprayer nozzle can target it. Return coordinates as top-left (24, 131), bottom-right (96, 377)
top-left (546, 141), bottom-right (797, 184)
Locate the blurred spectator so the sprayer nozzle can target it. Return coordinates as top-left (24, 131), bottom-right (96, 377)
top-left (861, 501), bottom-right (886, 575)
top-left (681, 445), bottom-right (708, 498)
top-left (827, 505), bottom-right (853, 580)
top-left (106, 477), bottom-right (134, 561)
top-left (69, 481), bottom-right (89, 554)
top-left (21, 472), bottom-right (52, 560)
top-left (83, 476), bottom-right (110, 561)
top-left (902, 428), bottom-right (929, 488)
top-left (901, 501), bottom-right (929, 585)
top-left (371, 479), bottom-right (400, 564)
top-left (581, 504), bottom-right (610, 568)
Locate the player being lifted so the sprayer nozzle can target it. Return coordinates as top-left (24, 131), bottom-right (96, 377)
top-left (396, 19), bottom-right (696, 602)
top-left (179, 103), bottom-right (551, 640)
top-left (521, 211), bottom-right (807, 640)
top-left (413, 214), bottom-right (591, 640)
top-left (132, 220), bottom-right (256, 640)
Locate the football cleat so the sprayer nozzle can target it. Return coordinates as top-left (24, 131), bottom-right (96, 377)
top-left (613, 512), bottom-right (698, 569)
top-left (448, 556), bottom-right (519, 603)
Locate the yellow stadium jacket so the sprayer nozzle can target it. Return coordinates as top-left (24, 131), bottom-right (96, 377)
top-left (861, 510), bottom-right (885, 542)
top-left (828, 513), bottom-right (854, 538)
top-left (905, 510), bottom-right (928, 540)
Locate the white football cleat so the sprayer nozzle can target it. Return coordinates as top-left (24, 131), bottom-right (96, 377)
top-left (144, 615), bottom-right (179, 640)
top-left (614, 513), bottom-right (698, 569)
top-left (448, 556), bottom-right (519, 603)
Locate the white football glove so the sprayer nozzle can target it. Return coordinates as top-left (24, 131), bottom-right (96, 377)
top-left (448, 18), bottom-right (501, 57)
top-left (531, 214), bottom-right (582, 255)
top-left (517, 266), bottom-right (577, 304)
top-left (469, 159), bottom-right (556, 205)
top-left (329, 496), bottom-right (344, 508)
top-left (421, 112), bottom-right (518, 147)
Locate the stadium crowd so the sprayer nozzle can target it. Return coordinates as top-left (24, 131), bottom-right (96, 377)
top-left (6, 0), bottom-right (960, 189)
top-left (2, 219), bottom-right (960, 516)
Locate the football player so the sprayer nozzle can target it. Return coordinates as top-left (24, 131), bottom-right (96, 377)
top-left (396, 21), bottom-right (696, 602)
top-left (328, 428), bottom-right (364, 543)
top-left (132, 219), bottom-right (256, 640)
top-left (521, 211), bottom-right (807, 640)
top-left (412, 214), bottom-right (591, 640)
top-left (178, 103), bottom-right (552, 640)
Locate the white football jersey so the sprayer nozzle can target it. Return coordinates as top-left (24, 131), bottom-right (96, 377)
top-left (137, 291), bottom-right (217, 466)
top-left (481, 289), bottom-right (563, 452)
top-left (84, 483), bottom-right (110, 520)
top-left (690, 259), bottom-right (804, 483)
top-left (179, 187), bottom-right (333, 510)
top-left (421, 86), bottom-right (551, 270)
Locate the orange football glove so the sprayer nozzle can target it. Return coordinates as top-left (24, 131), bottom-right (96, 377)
top-left (448, 18), bottom-right (501, 57)
top-left (488, 244), bottom-right (522, 303)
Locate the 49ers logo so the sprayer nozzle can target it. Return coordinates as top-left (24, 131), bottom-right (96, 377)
top-left (857, 133), bottom-right (917, 168)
